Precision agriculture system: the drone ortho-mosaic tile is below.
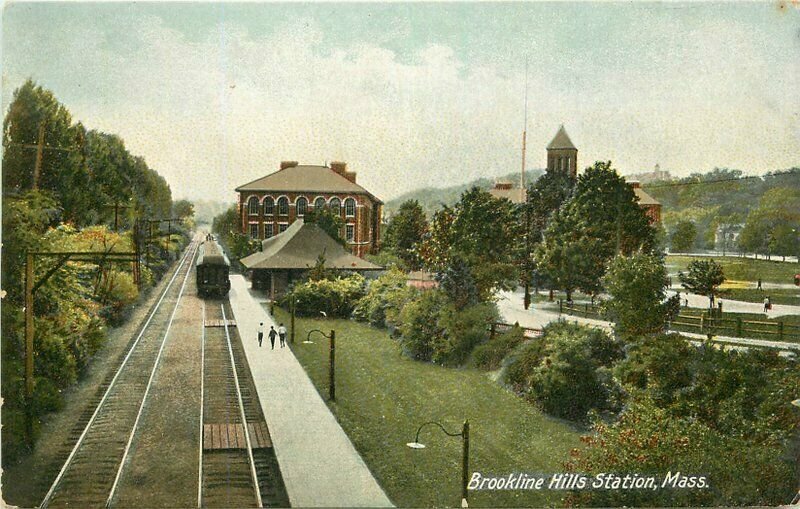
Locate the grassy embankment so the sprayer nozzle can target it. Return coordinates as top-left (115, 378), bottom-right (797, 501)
top-left (272, 308), bottom-right (583, 508)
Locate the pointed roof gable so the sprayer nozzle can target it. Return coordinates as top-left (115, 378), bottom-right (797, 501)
top-left (547, 125), bottom-right (576, 150)
top-left (235, 164), bottom-right (382, 204)
top-left (240, 219), bottom-right (383, 271)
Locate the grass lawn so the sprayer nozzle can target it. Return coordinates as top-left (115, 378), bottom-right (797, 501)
top-left (272, 308), bottom-right (584, 508)
top-left (717, 287), bottom-right (799, 306)
top-left (667, 255), bottom-right (800, 284)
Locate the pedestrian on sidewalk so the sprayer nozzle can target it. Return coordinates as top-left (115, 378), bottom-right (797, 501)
top-left (757, 278), bottom-right (762, 290)
top-left (268, 325), bottom-right (277, 350)
top-left (257, 322), bottom-right (264, 347)
top-left (763, 296), bottom-right (770, 313)
top-left (278, 323), bottom-right (287, 348)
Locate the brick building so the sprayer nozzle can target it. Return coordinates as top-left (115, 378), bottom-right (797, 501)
top-left (235, 161), bottom-right (383, 257)
top-left (629, 181), bottom-right (662, 224)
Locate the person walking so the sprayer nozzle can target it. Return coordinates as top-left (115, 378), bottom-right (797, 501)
top-left (268, 325), bottom-right (277, 350)
top-left (257, 322), bottom-right (264, 347)
top-left (757, 278), bottom-right (762, 290)
top-left (763, 296), bottom-right (770, 313)
top-left (278, 323), bottom-right (287, 348)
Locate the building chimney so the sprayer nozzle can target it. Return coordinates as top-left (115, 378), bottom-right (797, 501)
top-left (280, 160), bottom-right (298, 170)
top-left (330, 161), bottom-right (347, 175)
top-left (343, 171), bottom-right (357, 183)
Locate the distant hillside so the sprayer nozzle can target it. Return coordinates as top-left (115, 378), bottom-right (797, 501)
top-left (385, 169), bottom-right (544, 216)
top-left (194, 199), bottom-right (234, 226)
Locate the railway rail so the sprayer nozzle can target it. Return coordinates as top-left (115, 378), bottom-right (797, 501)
top-left (40, 239), bottom-right (200, 509)
top-left (199, 302), bottom-right (288, 508)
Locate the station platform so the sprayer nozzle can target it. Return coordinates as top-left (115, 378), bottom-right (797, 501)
top-left (228, 275), bottom-right (393, 508)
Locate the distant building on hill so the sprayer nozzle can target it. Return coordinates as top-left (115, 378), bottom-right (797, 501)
top-left (235, 161), bottom-right (383, 257)
top-left (628, 163), bottom-right (672, 183)
top-left (489, 180), bottom-right (526, 204)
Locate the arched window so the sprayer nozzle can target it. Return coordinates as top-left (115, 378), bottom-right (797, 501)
top-left (277, 197), bottom-right (289, 216)
top-left (344, 198), bottom-right (356, 217)
top-left (329, 197), bottom-right (341, 215)
top-left (247, 196), bottom-right (259, 215)
top-left (263, 196), bottom-right (274, 215)
top-left (296, 197), bottom-right (308, 217)
top-left (314, 197), bottom-right (326, 210)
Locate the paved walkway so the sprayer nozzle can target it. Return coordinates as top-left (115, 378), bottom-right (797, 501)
top-left (228, 275), bottom-right (393, 508)
top-left (496, 289), bottom-right (800, 354)
top-left (665, 289), bottom-right (800, 318)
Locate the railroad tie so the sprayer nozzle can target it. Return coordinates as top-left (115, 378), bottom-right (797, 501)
top-left (203, 422), bottom-right (271, 450)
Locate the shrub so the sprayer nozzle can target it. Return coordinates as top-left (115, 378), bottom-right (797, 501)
top-left (353, 268), bottom-right (417, 328)
top-left (473, 325), bottom-right (526, 370)
top-left (397, 290), bottom-right (446, 361)
top-left (566, 395), bottom-right (797, 507)
top-left (284, 274), bottom-right (366, 318)
top-left (434, 302), bottom-right (497, 366)
top-left (504, 322), bottom-right (624, 421)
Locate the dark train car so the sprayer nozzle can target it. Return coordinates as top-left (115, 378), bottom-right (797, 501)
top-left (196, 237), bottom-right (231, 298)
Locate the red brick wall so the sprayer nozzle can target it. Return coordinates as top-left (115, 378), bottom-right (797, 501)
top-left (239, 190), bottom-right (381, 257)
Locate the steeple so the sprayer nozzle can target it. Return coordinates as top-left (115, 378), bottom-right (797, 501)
top-left (546, 125), bottom-right (578, 177)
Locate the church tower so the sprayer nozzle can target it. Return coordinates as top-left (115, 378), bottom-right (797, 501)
top-left (546, 125), bottom-right (578, 178)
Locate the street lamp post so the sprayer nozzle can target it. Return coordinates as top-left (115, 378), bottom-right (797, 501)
top-left (406, 420), bottom-right (470, 507)
top-left (305, 329), bottom-right (336, 401)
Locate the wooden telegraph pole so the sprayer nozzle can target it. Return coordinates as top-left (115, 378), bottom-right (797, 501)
top-left (23, 249), bottom-right (137, 445)
top-left (8, 121), bottom-right (81, 190)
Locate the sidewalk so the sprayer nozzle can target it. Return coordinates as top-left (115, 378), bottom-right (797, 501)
top-left (496, 290), bottom-right (800, 354)
top-left (228, 275), bottom-right (393, 508)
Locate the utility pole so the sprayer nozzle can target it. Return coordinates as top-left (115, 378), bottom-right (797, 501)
top-left (521, 56), bottom-right (529, 192)
top-left (8, 121), bottom-right (81, 190)
top-left (103, 201), bottom-right (134, 231)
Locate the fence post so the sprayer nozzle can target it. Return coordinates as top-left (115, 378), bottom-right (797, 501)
top-left (736, 317), bottom-right (742, 337)
top-left (585, 303), bottom-right (589, 316)
top-left (700, 313), bottom-right (704, 334)
top-left (489, 322), bottom-right (497, 341)
top-left (559, 299), bottom-right (563, 314)
top-left (778, 321), bottom-right (784, 342)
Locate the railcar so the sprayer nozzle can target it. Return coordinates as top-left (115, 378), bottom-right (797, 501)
top-left (196, 236), bottom-right (231, 298)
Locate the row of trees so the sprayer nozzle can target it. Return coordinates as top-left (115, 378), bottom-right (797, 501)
top-left (2, 80), bottom-right (192, 464)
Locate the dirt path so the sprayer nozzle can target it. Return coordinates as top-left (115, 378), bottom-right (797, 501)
top-left (1, 253), bottom-right (190, 508)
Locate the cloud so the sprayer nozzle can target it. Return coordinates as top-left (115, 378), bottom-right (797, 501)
top-left (3, 5), bottom-right (798, 204)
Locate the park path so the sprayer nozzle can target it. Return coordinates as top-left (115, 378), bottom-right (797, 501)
top-left (665, 288), bottom-right (800, 318)
top-left (228, 275), bottom-right (393, 508)
top-left (496, 290), bottom-right (800, 354)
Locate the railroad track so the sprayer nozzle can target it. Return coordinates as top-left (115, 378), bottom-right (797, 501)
top-left (40, 239), bottom-right (200, 509)
top-left (200, 302), bottom-right (288, 508)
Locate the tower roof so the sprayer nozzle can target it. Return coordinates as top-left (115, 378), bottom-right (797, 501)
top-left (547, 125), bottom-right (576, 150)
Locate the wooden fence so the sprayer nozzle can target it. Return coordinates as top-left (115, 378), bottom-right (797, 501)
top-left (669, 312), bottom-right (800, 342)
top-left (488, 322), bottom-right (543, 341)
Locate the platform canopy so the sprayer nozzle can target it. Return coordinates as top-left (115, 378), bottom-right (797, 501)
top-left (240, 219), bottom-right (383, 271)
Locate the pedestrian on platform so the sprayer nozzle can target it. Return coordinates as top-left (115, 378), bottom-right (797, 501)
top-left (278, 323), bottom-right (287, 348)
top-left (257, 322), bottom-right (264, 347)
top-left (268, 325), bottom-right (277, 349)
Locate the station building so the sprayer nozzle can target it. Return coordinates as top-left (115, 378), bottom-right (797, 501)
top-left (235, 161), bottom-right (383, 257)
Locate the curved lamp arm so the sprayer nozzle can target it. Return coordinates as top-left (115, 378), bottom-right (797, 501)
top-left (306, 329), bottom-right (331, 341)
top-left (414, 421), bottom-right (464, 443)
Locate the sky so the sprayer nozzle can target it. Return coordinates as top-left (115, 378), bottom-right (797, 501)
top-left (2, 2), bottom-right (799, 203)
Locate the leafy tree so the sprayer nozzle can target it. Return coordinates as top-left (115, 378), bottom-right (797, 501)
top-left (670, 220), bottom-right (697, 252)
top-left (518, 170), bottom-right (574, 305)
top-left (305, 206), bottom-right (346, 246)
top-left (679, 259), bottom-right (725, 308)
top-left (435, 256), bottom-right (479, 310)
top-left (535, 162), bottom-right (656, 299)
top-left (419, 187), bottom-right (521, 301)
top-left (735, 188), bottom-right (800, 259)
top-left (172, 199), bottom-right (195, 220)
top-left (602, 253), bottom-right (669, 337)
top-left (382, 199), bottom-right (427, 270)
top-left (211, 204), bottom-right (258, 262)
